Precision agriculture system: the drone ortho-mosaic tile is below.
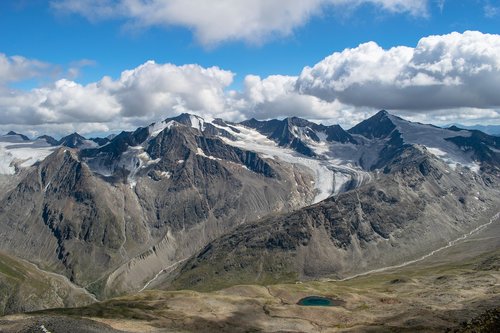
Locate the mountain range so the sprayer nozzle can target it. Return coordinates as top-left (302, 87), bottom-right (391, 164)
top-left (0, 110), bottom-right (499, 331)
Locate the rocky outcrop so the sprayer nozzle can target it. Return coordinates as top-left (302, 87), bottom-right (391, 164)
top-left (0, 121), bottom-right (316, 298)
top-left (166, 145), bottom-right (500, 291)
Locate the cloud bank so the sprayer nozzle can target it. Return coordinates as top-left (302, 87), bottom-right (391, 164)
top-left (51, 0), bottom-right (429, 46)
top-left (297, 31), bottom-right (500, 110)
top-left (1, 31), bottom-right (500, 136)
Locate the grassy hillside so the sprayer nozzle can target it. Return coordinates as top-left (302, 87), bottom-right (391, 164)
top-left (0, 252), bottom-right (95, 315)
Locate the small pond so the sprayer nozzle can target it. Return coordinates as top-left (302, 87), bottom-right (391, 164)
top-left (297, 296), bottom-right (345, 307)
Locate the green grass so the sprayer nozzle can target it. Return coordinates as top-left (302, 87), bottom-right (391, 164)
top-left (0, 254), bottom-right (27, 281)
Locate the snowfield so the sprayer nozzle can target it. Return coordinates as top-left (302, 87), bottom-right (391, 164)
top-left (214, 122), bottom-right (371, 203)
top-left (388, 114), bottom-right (481, 172)
top-left (0, 136), bottom-right (56, 175)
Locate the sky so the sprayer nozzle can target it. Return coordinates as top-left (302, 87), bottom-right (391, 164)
top-left (0, 0), bottom-right (500, 137)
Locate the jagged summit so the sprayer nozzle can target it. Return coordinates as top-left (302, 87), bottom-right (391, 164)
top-left (164, 113), bottom-right (206, 132)
top-left (37, 135), bottom-right (59, 146)
top-left (348, 110), bottom-right (397, 139)
top-left (5, 131), bottom-right (30, 141)
top-left (240, 116), bottom-right (355, 157)
top-left (58, 132), bottom-right (88, 148)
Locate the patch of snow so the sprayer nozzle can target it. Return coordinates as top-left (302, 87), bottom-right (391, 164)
top-left (389, 115), bottom-right (481, 172)
top-left (426, 147), bottom-right (447, 157)
top-left (189, 115), bottom-right (205, 132)
top-left (196, 147), bottom-right (207, 157)
top-left (177, 160), bottom-right (184, 164)
top-left (468, 162), bottom-right (481, 173)
top-left (0, 138), bottom-right (56, 175)
top-left (213, 122), bottom-right (373, 204)
top-left (138, 151), bottom-right (160, 166)
top-left (81, 139), bottom-right (99, 149)
top-left (160, 171), bottom-right (172, 179)
top-left (217, 124), bottom-right (335, 203)
top-left (196, 147), bottom-right (220, 161)
top-left (149, 120), bottom-right (175, 138)
top-left (426, 146), bottom-right (480, 172)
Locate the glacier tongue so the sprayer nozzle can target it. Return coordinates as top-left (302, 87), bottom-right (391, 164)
top-left (214, 122), bottom-right (370, 204)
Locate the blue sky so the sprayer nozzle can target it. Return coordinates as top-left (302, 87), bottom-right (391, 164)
top-left (2, 0), bottom-right (498, 87)
top-left (1, 0), bottom-right (500, 136)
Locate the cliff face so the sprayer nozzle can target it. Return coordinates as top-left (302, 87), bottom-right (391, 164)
top-left (166, 145), bottom-right (500, 291)
top-left (0, 121), bottom-right (315, 298)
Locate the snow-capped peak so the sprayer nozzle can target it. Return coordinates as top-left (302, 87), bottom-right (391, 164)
top-left (189, 114), bottom-right (206, 132)
top-left (149, 120), bottom-right (176, 138)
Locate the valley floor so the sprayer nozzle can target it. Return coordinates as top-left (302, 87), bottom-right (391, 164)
top-left (1, 216), bottom-right (499, 333)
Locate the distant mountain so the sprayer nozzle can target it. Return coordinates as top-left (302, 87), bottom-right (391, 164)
top-left (165, 112), bottom-right (500, 291)
top-left (0, 113), bottom-right (316, 298)
top-left (0, 110), bottom-right (498, 305)
top-left (57, 132), bottom-right (96, 148)
top-left (446, 123), bottom-right (500, 136)
top-left (241, 117), bottom-right (356, 157)
top-left (348, 110), bottom-right (396, 139)
top-left (37, 135), bottom-right (59, 146)
top-left (89, 136), bottom-right (110, 146)
top-left (5, 131), bottom-right (30, 141)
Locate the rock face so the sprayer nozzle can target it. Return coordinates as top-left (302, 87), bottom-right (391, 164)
top-left (0, 110), bottom-right (499, 303)
top-left (241, 117), bottom-right (356, 157)
top-left (0, 115), bottom-right (316, 298)
top-left (37, 135), bottom-right (59, 146)
top-left (166, 144), bottom-right (500, 291)
top-left (57, 132), bottom-right (89, 148)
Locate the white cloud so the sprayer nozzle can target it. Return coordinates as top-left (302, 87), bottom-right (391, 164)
top-left (297, 31), bottom-right (500, 111)
top-left (228, 74), bottom-right (366, 125)
top-left (51, 0), bottom-right (428, 46)
top-left (0, 53), bottom-right (52, 84)
top-left (2, 31), bottom-right (500, 136)
top-left (0, 61), bottom-right (235, 135)
top-left (110, 61), bottom-right (233, 119)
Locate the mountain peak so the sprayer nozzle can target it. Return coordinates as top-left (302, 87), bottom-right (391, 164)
top-left (348, 110), bottom-right (397, 139)
top-left (58, 132), bottom-right (88, 148)
top-left (37, 135), bottom-right (59, 146)
top-left (165, 113), bottom-right (205, 131)
top-left (6, 131), bottom-right (30, 141)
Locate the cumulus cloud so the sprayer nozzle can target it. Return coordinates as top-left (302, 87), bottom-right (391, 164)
top-left (51, 0), bottom-right (428, 46)
top-left (0, 61), bottom-right (235, 135)
top-left (2, 31), bottom-right (500, 136)
top-left (228, 74), bottom-right (368, 125)
top-left (297, 31), bottom-right (500, 111)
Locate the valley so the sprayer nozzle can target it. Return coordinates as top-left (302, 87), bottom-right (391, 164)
top-left (0, 111), bottom-right (499, 332)
top-left (0, 208), bottom-right (498, 332)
